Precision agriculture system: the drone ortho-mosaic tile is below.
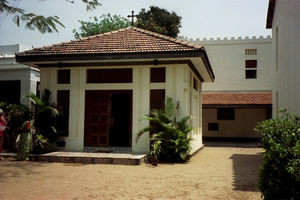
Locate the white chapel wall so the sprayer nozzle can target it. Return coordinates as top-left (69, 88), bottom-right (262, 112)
top-left (39, 63), bottom-right (204, 153)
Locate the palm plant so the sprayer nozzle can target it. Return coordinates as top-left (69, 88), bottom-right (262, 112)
top-left (136, 97), bottom-right (192, 163)
top-left (27, 89), bottom-right (59, 143)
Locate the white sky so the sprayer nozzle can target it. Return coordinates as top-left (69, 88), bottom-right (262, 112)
top-left (0, 0), bottom-right (271, 48)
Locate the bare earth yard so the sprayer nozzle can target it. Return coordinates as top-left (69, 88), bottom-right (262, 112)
top-left (0, 147), bottom-right (263, 200)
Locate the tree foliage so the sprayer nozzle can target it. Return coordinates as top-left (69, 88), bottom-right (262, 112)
top-left (73, 13), bottom-right (130, 39)
top-left (72, 6), bottom-right (182, 38)
top-left (255, 110), bottom-right (300, 200)
top-left (136, 97), bottom-right (192, 165)
top-left (0, 0), bottom-right (101, 33)
top-left (136, 6), bottom-right (181, 38)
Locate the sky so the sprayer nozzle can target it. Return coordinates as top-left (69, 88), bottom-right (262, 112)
top-left (0, 0), bottom-right (271, 48)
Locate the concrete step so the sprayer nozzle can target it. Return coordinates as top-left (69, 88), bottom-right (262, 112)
top-left (0, 152), bottom-right (147, 165)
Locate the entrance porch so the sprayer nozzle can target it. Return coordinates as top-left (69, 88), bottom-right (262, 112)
top-left (84, 90), bottom-right (132, 148)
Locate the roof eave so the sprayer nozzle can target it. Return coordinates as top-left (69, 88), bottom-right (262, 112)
top-left (200, 49), bottom-right (215, 81)
top-left (16, 50), bottom-right (203, 63)
top-left (16, 49), bottom-right (215, 82)
top-left (266, 0), bottom-right (276, 29)
top-left (203, 104), bottom-right (272, 108)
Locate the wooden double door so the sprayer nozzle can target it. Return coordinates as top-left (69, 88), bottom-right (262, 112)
top-left (84, 90), bottom-right (132, 147)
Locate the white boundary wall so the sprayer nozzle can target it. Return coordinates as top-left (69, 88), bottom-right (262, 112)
top-left (183, 36), bottom-right (273, 92)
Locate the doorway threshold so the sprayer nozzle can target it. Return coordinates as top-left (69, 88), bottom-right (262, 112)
top-left (84, 146), bottom-right (132, 154)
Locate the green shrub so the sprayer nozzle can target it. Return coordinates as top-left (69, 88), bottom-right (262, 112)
top-left (32, 134), bottom-right (49, 154)
top-left (136, 97), bottom-right (192, 164)
top-left (255, 110), bottom-right (300, 200)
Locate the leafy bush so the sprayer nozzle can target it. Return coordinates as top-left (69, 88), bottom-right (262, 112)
top-left (0, 102), bottom-right (31, 151)
top-left (0, 89), bottom-right (62, 153)
top-left (136, 97), bottom-right (192, 164)
top-left (255, 110), bottom-right (300, 200)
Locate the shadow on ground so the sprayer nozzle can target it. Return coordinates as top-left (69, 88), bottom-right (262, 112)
top-left (229, 153), bottom-right (263, 192)
top-left (0, 158), bottom-right (46, 179)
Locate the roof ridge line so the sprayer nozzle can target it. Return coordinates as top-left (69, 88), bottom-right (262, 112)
top-left (131, 26), bottom-right (203, 50)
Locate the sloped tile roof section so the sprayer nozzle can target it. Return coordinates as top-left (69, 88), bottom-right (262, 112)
top-left (16, 27), bottom-right (203, 56)
top-left (16, 27), bottom-right (215, 81)
top-left (202, 92), bottom-right (272, 106)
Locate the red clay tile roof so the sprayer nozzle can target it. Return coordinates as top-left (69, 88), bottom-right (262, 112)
top-left (17, 27), bottom-right (203, 56)
top-left (202, 92), bottom-right (272, 105)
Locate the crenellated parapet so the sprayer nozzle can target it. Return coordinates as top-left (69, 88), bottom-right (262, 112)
top-left (180, 35), bottom-right (272, 45)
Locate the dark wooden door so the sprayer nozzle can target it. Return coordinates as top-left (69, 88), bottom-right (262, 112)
top-left (85, 91), bottom-right (111, 146)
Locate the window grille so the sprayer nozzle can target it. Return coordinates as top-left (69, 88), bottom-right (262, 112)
top-left (57, 70), bottom-right (70, 84)
top-left (150, 89), bottom-right (165, 111)
top-left (87, 69), bottom-right (132, 83)
top-left (245, 49), bottom-right (257, 55)
top-left (150, 67), bottom-right (165, 82)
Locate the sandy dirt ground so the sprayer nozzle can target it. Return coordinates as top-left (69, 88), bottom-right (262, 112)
top-left (0, 147), bottom-right (263, 200)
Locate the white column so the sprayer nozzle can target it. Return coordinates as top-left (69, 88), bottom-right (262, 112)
top-left (166, 66), bottom-right (175, 99)
top-left (132, 67), bottom-right (150, 153)
top-left (39, 69), bottom-right (50, 94)
top-left (65, 68), bottom-right (83, 151)
top-left (77, 68), bottom-right (86, 149)
top-left (49, 69), bottom-right (57, 104)
top-left (175, 65), bottom-right (185, 119)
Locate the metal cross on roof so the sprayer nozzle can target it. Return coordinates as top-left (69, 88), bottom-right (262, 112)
top-left (127, 10), bottom-right (139, 26)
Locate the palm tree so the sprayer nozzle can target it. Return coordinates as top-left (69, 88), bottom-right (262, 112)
top-left (136, 97), bottom-right (192, 163)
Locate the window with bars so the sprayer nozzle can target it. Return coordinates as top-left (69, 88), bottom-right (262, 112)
top-left (245, 70), bottom-right (257, 79)
top-left (245, 49), bottom-right (257, 55)
top-left (57, 90), bottom-right (70, 136)
top-left (36, 81), bottom-right (40, 98)
top-left (217, 108), bottom-right (235, 120)
top-left (245, 60), bottom-right (257, 79)
top-left (208, 123), bottom-right (219, 131)
top-left (193, 78), bottom-right (198, 91)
